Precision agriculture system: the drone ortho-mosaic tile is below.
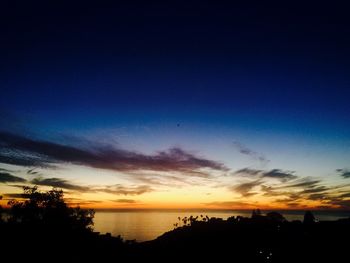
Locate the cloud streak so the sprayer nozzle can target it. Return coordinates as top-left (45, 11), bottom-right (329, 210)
top-left (99, 184), bottom-right (153, 196)
top-left (30, 177), bottom-right (90, 192)
top-left (112, 199), bottom-right (137, 204)
top-left (230, 180), bottom-right (261, 197)
top-left (0, 131), bottom-right (227, 175)
top-left (337, 168), bottom-right (350, 178)
top-left (282, 179), bottom-right (321, 189)
top-left (234, 168), bottom-right (262, 176)
top-left (63, 198), bottom-right (103, 206)
top-left (262, 169), bottom-right (297, 181)
top-left (27, 168), bottom-right (39, 175)
top-left (3, 193), bottom-right (28, 199)
top-left (234, 168), bottom-right (297, 182)
top-left (259, 176), bottom-right (350, 209)
top-left (0, 172), bottom-right (26, 183)
top-left (205, 201), bottom-right (257, 208)
top-left (233, 141), bottom-right (269, 164)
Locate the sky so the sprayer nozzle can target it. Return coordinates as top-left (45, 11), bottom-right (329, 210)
top-left (1, 0), bottom-right (350, 210)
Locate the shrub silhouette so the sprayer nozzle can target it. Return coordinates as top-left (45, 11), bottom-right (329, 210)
top-left (303, 210), bottom-right (316, 224)
top-left (266, 211), bottom-right (286, 222)
top-left (1, 187), bottom-right (130, 262)
top-left (7, 186), bottom-right (94, 232)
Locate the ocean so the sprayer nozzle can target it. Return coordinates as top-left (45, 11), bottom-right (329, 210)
top-left (93, 210), bottom-right (350, 241)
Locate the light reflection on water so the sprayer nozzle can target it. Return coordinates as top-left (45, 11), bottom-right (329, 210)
top-left (93, 210), bottom-right (350, 241)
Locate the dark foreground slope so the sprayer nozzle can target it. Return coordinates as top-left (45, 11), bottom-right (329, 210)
top-left (2, 213), bottom-right (349, 263)
top-left (1, 188), bottom-right (349, 262)
top-left (137, 214), bottom-right (350, 262)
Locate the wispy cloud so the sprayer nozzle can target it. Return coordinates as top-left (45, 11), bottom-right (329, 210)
top-left (307, 193), bottom-right (327, 200)
top-left (129, 173), bottom-right (190, 187)
top-left (98, 184), bottom-right (153, 196)
top-left (285, 202), bottom-right (307, 208)
top-left (339, 192), bottom-right (350, 198)
top-left (328, 199), bottom-right (350, 209)
top-left (336, 168), bottom-right (350, 178)
top-left (224, 167), bottom-right (350, 209)
top-left (233, 141), bottom-right (269, 165)
top-left (0, 152), bottom-right (53, 167)
top-left (3, 193), bottom-right (28, 199)
top-left (262, 169), bottom-right (297, 182)
top-left (204, 201), bottom-right (257, 208)
top-left (27, 168), bottom-right (39, 175)
top-left (234, 168), bottom-right (262, 176)
top-left (31, 177), bottom-right (90, 191)
top-left (261, 178), bottom-right (323, 198)
top-left (230, 168), bottom-right (323, 200)
top-left (0, 131), bottom-right (227, 175)
top-left (0, 172), bottom-right (26, 183)
top-left (111, 199), bottom-right (138, 204)
top-left (282, 178), bottom-right (321, 189)
top-left (300, 185), bottom-right (330, 194)
top-left (259, 176), bottom-right (350, 209)
top-left (233, 168), bottom-right (297, 182)
top-left (230, 180), bottom-right (261, 197)
top-left (63, 198), bottom-right (103, 206)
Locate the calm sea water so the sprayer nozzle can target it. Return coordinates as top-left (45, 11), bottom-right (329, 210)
top-left (93, 210), bottom-right (350, 241)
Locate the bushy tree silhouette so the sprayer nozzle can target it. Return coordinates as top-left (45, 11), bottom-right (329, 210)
top-left (0, 187), bottom-right (128, 262)
top-left (266, 211), bottom-right (286, 222)
top-left (303, 211), bottom-right (316, 224)
top-left (7, 186), bottom-right (94, 232)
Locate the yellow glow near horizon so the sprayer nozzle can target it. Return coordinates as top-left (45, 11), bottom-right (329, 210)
top-left (0, 163), bottom-right (347, 210)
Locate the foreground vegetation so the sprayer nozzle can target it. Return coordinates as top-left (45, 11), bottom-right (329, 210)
top-left (1, 187), bottom-right (349, 262)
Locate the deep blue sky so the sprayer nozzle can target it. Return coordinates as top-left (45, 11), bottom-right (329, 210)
top-left (1, 1), bottom-right (350, 125)
top-left (1, 0), bottom-right (350, 150)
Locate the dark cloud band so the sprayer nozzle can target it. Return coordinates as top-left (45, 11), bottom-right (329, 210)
top-left (0, 131), bottom-right (227, 174)
top-left (0, 172), bottom-right (26, 183)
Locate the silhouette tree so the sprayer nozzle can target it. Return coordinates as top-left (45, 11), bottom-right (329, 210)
top-left (266, 212), bottom-right (286, 223)
top-left (0, 187), bottom-right (131, 263)
top-left (303, 211), bottom-right (316, 224)
top-left (7, 186), bottom-right (94, 232)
